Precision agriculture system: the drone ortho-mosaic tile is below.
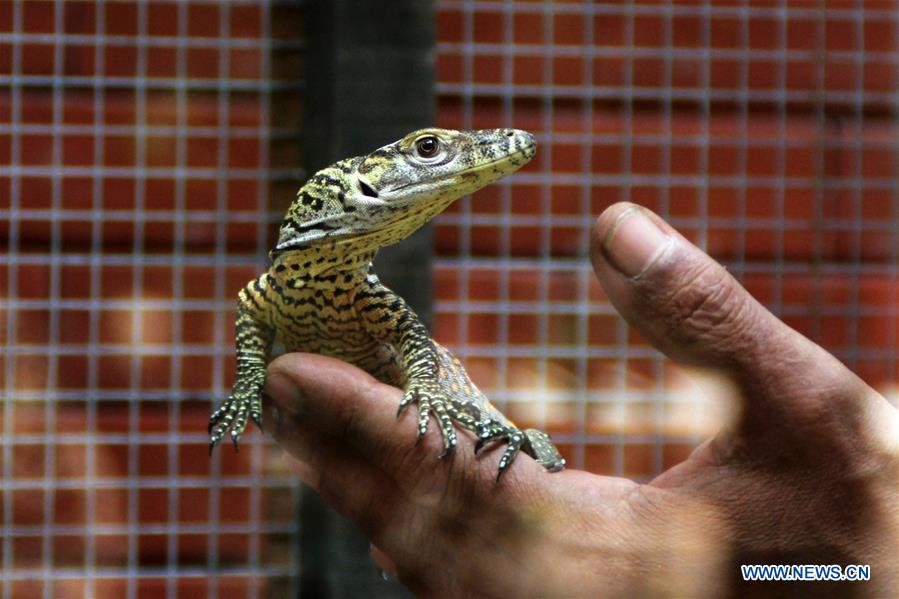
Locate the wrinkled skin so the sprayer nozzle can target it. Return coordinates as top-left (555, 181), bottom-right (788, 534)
top-left (262, 203), bottom-right (898, 598)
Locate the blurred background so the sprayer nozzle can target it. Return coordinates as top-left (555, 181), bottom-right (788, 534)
top-left (1, 0), bottom-right (896, 597)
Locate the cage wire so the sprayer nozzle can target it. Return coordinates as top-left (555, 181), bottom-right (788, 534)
top-left (2, 1), bottom-right (304, 597)
top-left (432, 0), bottom-right (898, 474)
top-left (1, 0), bottom-right (897, 597)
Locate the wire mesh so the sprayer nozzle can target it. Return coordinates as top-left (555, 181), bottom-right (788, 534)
top-left (432, 0), bottom-right (898, 476)
top-left (1, 1), bottom-right (898, 597)
top-left (1, 1), bottom-right (303, 597)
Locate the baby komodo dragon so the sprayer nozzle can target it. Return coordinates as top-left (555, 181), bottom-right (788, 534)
top-left (208, 128), bottom-right (565, 478)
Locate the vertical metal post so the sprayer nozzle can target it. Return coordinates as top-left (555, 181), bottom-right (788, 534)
top-left (305, 0), bottom-right (436, 324)
top-left (299, 1), bottom-right (434, 596)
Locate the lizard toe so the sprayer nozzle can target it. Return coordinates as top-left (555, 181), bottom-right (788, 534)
top-left (495, 431), bottom-right (525, 480)
top-left (396, 392), bottom-right (415, 417)
top-left (432, 402), bottom-right (457, 458)
top-left (403, 380), bottom-right (463, 458)
top-left (208, 389), bottom-right (258, 453)
top-left (473, 419), bottom-right (532, 477)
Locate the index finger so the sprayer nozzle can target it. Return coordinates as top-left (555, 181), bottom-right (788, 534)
top-left (263, 352), bottom-right (548, 492)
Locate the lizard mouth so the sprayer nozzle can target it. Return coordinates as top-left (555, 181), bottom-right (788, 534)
top-left (269, 239), bottom-right (306, 257)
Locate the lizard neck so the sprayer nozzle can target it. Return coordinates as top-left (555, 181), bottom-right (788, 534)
top-left (271, 244), bottom-right (375, 289)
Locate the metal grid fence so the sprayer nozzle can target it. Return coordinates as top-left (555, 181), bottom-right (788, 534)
top-left (1, 1), bottom-right (898, 598)
top-left (431, 0), bottom-right (898, 474)
top-left (1, 1), bottom-right (303, 597)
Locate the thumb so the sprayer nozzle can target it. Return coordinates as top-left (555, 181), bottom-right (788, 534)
top-left (590, 202), bottom-right (775, 371)
top-left (590, 203), bottom-right (884, 450)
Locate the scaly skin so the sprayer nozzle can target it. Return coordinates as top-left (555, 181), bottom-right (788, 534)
top-left (209, 128), bottom-right (565, 477)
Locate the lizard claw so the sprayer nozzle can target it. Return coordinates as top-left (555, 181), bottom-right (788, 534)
top-left (250, 401), bottom-right (264, 431)
top-left (495, 431), bottom-right (525, 480)
top-left (474, 420), bottom-right (533, 479)
top-left (396, 393), bottom-right (415, 417)
top-left (208, 381), bottom-right (262, 452)
top-left (401, 379), bottom-right (458, 457)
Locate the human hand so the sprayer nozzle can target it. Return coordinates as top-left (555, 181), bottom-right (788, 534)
top-left (262, 202), bottom-right (898, 597)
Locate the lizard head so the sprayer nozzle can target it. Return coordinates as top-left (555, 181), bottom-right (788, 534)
top-left (271, 128), bottom-right (536, 262)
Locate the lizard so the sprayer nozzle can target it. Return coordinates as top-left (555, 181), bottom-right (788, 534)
top-left (208, 127), bottom-right (565, 478)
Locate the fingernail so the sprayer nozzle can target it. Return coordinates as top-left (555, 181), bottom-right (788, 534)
top-left (602, 207), bottom-right (672, 278)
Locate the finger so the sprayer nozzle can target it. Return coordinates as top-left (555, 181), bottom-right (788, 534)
top-left (262, 353), bottom-right (561, 592)
top-left (264, 352), bottom-right (422, 459)
top-left (263, 353), bottom-right (535, 494)
top-left (590, 202), bottom-right (886, 444)
top-left (261, 386), bottom-right (404, 538)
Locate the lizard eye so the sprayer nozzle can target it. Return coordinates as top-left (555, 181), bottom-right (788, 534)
top-left (414, 136), bottom-right (440, 159)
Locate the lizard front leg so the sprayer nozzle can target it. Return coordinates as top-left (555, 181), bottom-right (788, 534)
top-left (355, 274), bottom-right (477, 457)
top-left (209, 276), bottom-right (274, 451)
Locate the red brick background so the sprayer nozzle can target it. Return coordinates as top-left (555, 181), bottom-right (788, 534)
top-left (1, 1), bottom-right (897, 597)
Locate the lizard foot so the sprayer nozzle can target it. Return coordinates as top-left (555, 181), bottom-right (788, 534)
top-left (398, 379), bottom-right (458, 457)
top-left (475, 421), bottom-right (565, 479)
top-left (476, 425), bottom-right (526, 482)
top-left (208, 383), bottom-right (263, 453)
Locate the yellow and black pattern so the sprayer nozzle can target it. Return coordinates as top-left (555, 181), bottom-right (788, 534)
top-left (209, 128), bottom-right (565, 476)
